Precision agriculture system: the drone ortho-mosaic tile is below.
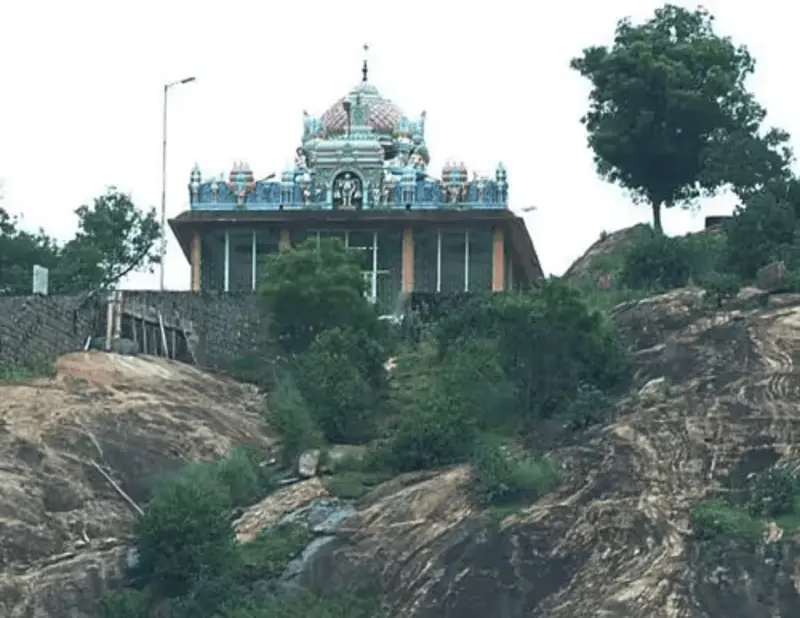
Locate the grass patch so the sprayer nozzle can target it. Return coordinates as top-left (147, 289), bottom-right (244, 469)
top-left (323, 471), bottom-right (392, 500)
top-left (0, 357), bottom-right (56, 382)
top-left (238, 523), bottom-right (312, 582)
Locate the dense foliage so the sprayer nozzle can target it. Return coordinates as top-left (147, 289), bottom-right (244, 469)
top-left (0, 187), bottom-right (160, 294)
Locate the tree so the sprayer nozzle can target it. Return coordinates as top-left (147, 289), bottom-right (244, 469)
top-left (57, 187), bottom-right (161, 291)
top-left (259, 237), bottom-right (386, 354)
top-left (0, 187), bottom-right (160, 295)
top-left (571, 4), bottom-right (791, 232)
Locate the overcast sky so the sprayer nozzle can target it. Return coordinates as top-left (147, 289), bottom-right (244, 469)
top-left (0, 0), bottom-right (794, 289)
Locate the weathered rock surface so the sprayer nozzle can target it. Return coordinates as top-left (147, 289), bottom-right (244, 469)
top-left (244, 288), bottom-right (800, 617)
top-left (0, 351), bottom-right (271, 618)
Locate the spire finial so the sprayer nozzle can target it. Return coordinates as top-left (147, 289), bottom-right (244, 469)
top-left (362, 44), bottom-right (369, 82)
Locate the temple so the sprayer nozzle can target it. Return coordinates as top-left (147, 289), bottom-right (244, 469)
top-left (169, 49), bottom-right (543, 314)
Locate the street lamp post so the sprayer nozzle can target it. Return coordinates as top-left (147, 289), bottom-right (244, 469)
top-left (160, 76), bottom-right (196, 291)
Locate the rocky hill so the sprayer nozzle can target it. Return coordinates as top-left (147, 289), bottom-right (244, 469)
top-left (0, 352), bottom-right (270, 617)
top-left (6, 271), bottom-right (800, 616)
top-left (237, 286), bottom-right (800, 617)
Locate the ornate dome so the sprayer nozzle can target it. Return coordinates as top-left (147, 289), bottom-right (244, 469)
top-left (320, 82), bottom-right (403, 135)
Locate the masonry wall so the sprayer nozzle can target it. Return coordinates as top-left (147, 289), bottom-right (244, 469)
top-left (0, 295), bottom-right (104, 367)
top-left (0, 291), bottom-right (272, 383)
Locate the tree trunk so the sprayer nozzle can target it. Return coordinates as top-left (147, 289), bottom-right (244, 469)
top-left (651, 201), bottom-right (663, 233)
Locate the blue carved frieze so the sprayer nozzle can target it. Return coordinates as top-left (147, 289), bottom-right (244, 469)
top-left (187, 86), bottom-right (509, 212)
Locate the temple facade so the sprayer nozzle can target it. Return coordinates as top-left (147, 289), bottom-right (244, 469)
top-left (169, 56), bottom-right (543, 314)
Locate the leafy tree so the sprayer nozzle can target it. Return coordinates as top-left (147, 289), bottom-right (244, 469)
top-left (260, 237), bottom-right (386, 354)
top-left (0, 187), bottom-right (160, 295)
top-left (571, 4), bottom-right (790, 232)
top-left (58, 187), bottom-right (161, 291)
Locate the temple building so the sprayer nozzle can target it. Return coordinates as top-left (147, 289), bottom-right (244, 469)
top-left (169, 53), bottom-right (543, 314)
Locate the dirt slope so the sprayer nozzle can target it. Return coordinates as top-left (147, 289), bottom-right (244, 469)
top-left (243, 288), bottom-right (800, 617)
top-left (0, 352), bottom-right (270, 618)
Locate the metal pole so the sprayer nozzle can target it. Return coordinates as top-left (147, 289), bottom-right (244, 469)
top-left (159, 84), bottom-right (169, 291)
top-left (158, 77), bottom-right (195, 291)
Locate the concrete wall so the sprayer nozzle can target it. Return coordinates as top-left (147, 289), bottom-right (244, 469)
top-left (0, 291), bottom-right (272, 384)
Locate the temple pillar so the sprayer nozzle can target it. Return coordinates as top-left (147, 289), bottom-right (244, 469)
top-left (190, 230), bottom-right (201, 291)
top-left (279, 228), bottom-right (291, 251)
top-left (402, 228), bottom-right (414, 293)
top-left (491, 227), bottom-right (505, 291)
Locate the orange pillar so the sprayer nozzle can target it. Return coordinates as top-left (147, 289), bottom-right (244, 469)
top-left (402, 228), bottom-right (414, 293)
top-left (190, 230), bottom-right (201, 291)
top-left (279, 228), bottom-right (291, 251)
top-left (491, 228), bottom-right (505, 291)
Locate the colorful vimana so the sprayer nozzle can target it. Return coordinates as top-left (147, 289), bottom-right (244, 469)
top-left (171, 49), bottom-right (541, 309)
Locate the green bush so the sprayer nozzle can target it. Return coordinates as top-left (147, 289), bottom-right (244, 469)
top-left (745, 467), bottom-right (799, 518)
top-left (471, 440), bottom-right (559, 507)
top-left (725, 190), bottom-right (799, 280)
top-left (267, 374), bottom-right (323, 466)
top-left (238, 523), bottom-right (312, 582)
top-left (702, 271), bottom-right (741, 308)
top-left (97, 588), bottom-right (151, 618)
top-left (690, 499), bottom-right (763, 544)
top-left (296, 327), bottom-right (386, 444)
top-left (220, 590), bottom-right (382, 618)
top-left (134, 470), bottom-right (237, 597)
top-left (620, 231), bottom-right (693, 291)
top-left (178, 447), bottom-right (275, 509)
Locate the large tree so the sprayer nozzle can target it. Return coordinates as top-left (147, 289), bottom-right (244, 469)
top-left (0, 187), bottom-right (160, 295)
top-left (571, 4), bottom-right (791, 232)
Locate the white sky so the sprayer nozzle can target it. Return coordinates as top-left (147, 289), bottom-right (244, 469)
top-left (0, 0), bottom-right (795, 289)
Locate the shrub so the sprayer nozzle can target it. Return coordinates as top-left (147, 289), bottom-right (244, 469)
top-left (745, 467), bottom-right (799, 518)
top-left (135, 470), bottom-right (237, 596)
top-left (238, 523), bottom-right (313, 582)
top-left (690, 499), bottom-right (763, 544)
top-left (97, 588), bottom-right (151, 618)
top-left (702, 271), bottom-right (741, 308)
top-left (296, 327), bottom-right (386, 444)
top-left (267, 373), bottom-right (323, 466)
top-left (725, 191), bottom-right (799, 280)
top-left (471, 440), bottom-right (559, 507)
top-left (620, 231), bottom-right (693, 291)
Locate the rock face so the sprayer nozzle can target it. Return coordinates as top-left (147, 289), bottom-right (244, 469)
top-left (0, 351), bottom-right (271, 618)
top-left (244, 288), bottom-right (800, 617)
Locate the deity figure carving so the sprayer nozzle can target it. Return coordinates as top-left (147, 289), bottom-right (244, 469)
top-left (302, 111), bottom-right (324, 140)
top-left (333, 172), bottom-right (363, 210)
top-left (474, 173), bottom-right (487, 202)
top-left (445, 183), bottom-right (463, 204)
top-left (371, 182), bottom-right (382, 207)
top-left (295, 147), bottom-right (308, 170)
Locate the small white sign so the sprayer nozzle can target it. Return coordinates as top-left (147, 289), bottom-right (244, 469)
top-left (32, 265), bottom-right (49, 296)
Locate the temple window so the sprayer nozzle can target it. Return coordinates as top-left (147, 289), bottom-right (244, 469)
top-left (229, 229), bottom-right (254, 292)
top-left (467, 229), bottom-right (493, 291)
top-left (201, 229), bottom-right (226, 291)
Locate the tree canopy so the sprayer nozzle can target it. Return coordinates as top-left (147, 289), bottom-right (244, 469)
top-left (0, 187), bottom-right (160, 295)
top-left (571, 4), bottom-right (791, 232)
